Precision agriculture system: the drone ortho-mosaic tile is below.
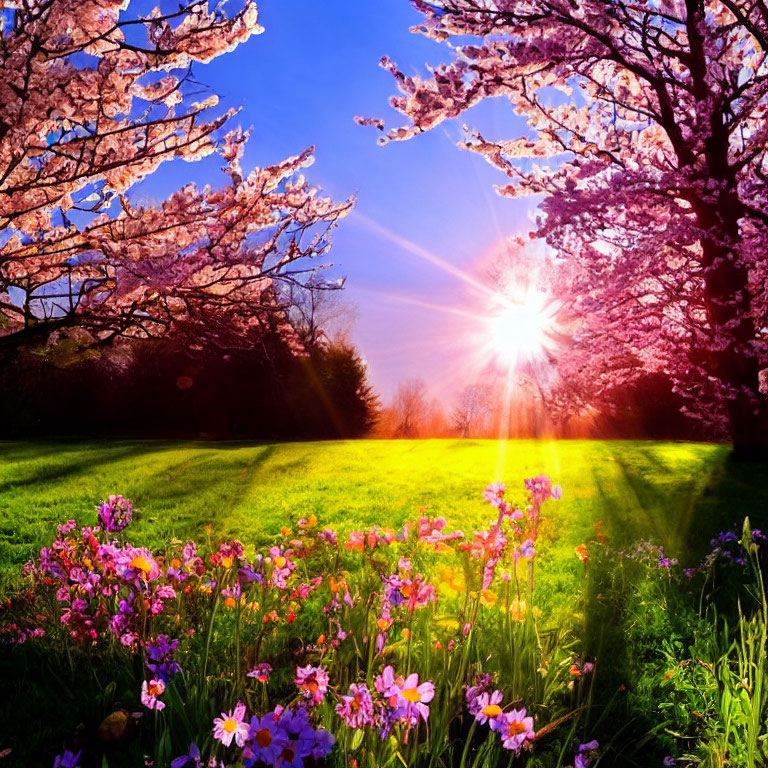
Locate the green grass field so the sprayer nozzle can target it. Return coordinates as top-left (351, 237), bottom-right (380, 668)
top-left (2, 438), bottom-right (767, 767)
top-left (2, 438), bottom-right (766, 590)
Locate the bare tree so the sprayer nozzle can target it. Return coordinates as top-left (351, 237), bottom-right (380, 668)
top-left (391, 379), bottom-right (428, 438)
top-left (452, 383), bottom-right (492, 438)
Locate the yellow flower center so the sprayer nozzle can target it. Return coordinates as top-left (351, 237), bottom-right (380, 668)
top-left (402, 687), bottom-right (421, 703)
top-left (274, 556), bottom-right (287, 569)
top-left (221, 556), bottom-right (233, 569)
top-left (130, 556), bottom-right (151, 574)
top-left (507, 720), bottom-right (526, 737)
top-left (223, 718), bottom-right (237, 734)
top-left (482, 704), bottom-right (502, 718)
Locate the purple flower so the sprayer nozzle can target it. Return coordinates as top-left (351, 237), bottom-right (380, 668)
top-left (498, 708), bottom-right (535, 754)
top-left (244, 713), bottom-right (285, 766)
top-left (310, 728), bottom-right (335, 760)
top-left (395, 672), bottom-right (435, 724)
top-left (53, 750), bottom-right (82, 768)
top-left (275, 707), bottom-right (319, 767)
top-left (520, 538), bottom-right (536, 561)
top-left (474, 690), bottom-right (504, 728)
top-left (336, 683), bottom-right (375, 728)
top-left (171, 743), bottom-right (201, 768)
top-left (466, 673), bottom-right (492, 715)
top-left (247, 662), bottom-right (272, 683)
top-left (97, 495), bottom-right (133, 533)
top-left (575, 740), bottom-right (600, 768)
top-left (146, 635), bottom-right (181, 681)
top-left (238, 564), bottom-right (263, 585)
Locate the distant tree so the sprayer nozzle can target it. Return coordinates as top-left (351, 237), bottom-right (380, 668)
top-left (391, 378), bottom-right (428, 437)
top-left (0, 0), bottom-right (352, 360)
top-left (452, 383), bottom-right (492, 437)
top-left (287, 341), bottom-right (380, 438)
top-left (368, 0), bottom-right (768, 454)
top-left (0, 330), bottom-right (379, 440)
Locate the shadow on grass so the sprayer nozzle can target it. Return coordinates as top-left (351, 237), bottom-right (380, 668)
top-left (580, 448), bottom-right (768, 765)
top-left (0, 441), bottom-right (176, 495)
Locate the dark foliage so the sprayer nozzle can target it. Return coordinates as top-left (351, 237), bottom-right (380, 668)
top-left (0, 334), bottom-right (378, 440)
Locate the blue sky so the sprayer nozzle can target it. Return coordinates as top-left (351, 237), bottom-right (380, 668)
top-left (138, 0), bottom-right (535, 402)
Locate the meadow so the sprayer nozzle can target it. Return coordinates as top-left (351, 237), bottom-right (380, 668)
top-left (1, 439), bottom-right (767, 768)
top-left (1, 438), bottom-right (762, 578)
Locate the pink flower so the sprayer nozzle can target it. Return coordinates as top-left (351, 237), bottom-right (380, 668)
top-left (141, 678), bottom-right (166, 711)
top-left (213, 701), bottom-right (249, 747)
top-left (294, 664), bottom-right (329, 705)
top-left (335, 683), bottom-right (375, 728)
top-left (396, 672), bottom-right (435, 723)
top-left (484, 483), bottom-right (506, 506)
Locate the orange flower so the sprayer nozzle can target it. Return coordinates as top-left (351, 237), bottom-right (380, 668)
top-left (480, 589), bottom-right (498, 607)
top-left (575, 544), bottom-right (589, 563)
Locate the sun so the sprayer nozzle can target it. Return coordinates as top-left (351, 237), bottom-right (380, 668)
top-left (485, 291), bottom-right (557, 370)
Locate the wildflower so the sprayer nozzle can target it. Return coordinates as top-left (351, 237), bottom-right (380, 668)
top-left (141, 679), bottom-right (166, 711)
top-left (575, 544), bottom-right (588, 563)
top-left (275, 708), bottom-right (321, 766)
top-left (247, 662), bottom-right (272, 683)
top-left (171, 743), bottom-right (202, 768)
top-left (269, 546), bottom-right (295, 588)
top-left (238, 564), bottom-right (263, 585)
top-left (509, 598), bottom-right (526, 621)
top-left (474, 690), bottom-right (504, 728)
top-left (245, 713), bottom-right (285, 766)
top-left (53, 750), bottom-right (82, 768)
top-left (396, 672), bottom-right (435, 723)
top-left (480, 589), bottom-right (498, 607)
top-left (98, 495), bottom-right (133, 533)
top-left (464, 672), bottom-right (493, 715)
top-left (574, 740), bottom-right (599, 768)
top-left (295, 665), bottom-right (329, 705)
top-left (117, 547), bottom-right (161, 584)
top-left (498, 708), bottom-right (535, 754)
top-left (146, 635), bottom-right (181, 681)
top-left (310, 728), bottom-right (335, 760)
top-left (484, 483), bottom-right (506, 507)
top-left (213, 701), bottom-right (249, 748)
top-left (520, 538), bottom-right (536, 560)
top-left (336, 683), bottom-right (375, 728)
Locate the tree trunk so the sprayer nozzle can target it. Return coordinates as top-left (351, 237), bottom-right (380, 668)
top-left (697, 191), bottom-right (768, 456)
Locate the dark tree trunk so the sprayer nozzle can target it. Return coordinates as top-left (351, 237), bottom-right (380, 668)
top-left (696, 191), bottom-right (767, 456)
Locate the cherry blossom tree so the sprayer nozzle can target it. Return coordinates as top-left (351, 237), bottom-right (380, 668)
top-left (0, 0), bottom-right (352, 359)
top-left (366, 0), bottom-right (768, 454)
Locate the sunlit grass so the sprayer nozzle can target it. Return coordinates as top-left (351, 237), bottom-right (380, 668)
top-left (2, 439), bottom-right (764, 595)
